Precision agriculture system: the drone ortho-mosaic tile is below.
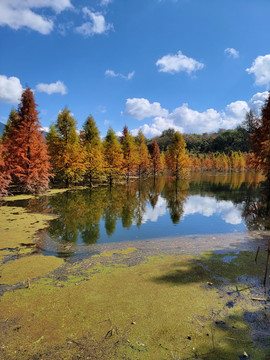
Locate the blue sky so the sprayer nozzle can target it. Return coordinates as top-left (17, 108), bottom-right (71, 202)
top-left (0, 0), bottom-right (270, 137)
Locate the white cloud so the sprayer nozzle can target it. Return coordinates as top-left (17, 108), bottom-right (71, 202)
top-left (221, 101), bottom-right (249, 129)
top-left (248, 91), bottom-right (269, 113)
top-left (224, 48), bottom-right (239, 58)
top-left (156, 51), bottom-right (204, 75)
top-left (0, 75), bottom-right (23, 104)
top-left (183, 196), bottom-right (243, 225)
top-left (125, 93), bottom-right (265, 137)
top-left (40, 126), bottom-right (49, 133)
top-left (105, 70), bottom-right (135, 80)
top-left (123, 98), bottom-right (168, 121)
top-left (0, 0), bottom-right (72, 34)
top-left (36, 81), bottom-right (67, 95)
top-left (246, 54), bottom-right (270, 87)
top-left (101, 0), bottom-right (113, 5)
top-left (139, 197), bottom-right (167, 224)
top-left (75, 7), bottom-right (113, 36)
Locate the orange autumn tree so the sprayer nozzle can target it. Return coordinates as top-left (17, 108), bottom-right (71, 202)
top-left (47, 107), bottom-right (86, 187)
top-left (135, 129), bottom-right (150, 178)
top-left (166, 132), bottom-right (189, 179)
top-left (82, 115), bottom-right (104, 187)
top-left (149, 139), bottom-right (162, 176)
top-left (103, 128), bottom-right (124, 185)
top-left (250, 93), bottom-right (270, 182)
top-left (4, 88), bottom-right (51, 193)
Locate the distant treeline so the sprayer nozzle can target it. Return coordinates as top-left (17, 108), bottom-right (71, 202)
top-left (0, 88), bottom-right (270, 195)
top-left (152, 110), bottom-right (256, 154)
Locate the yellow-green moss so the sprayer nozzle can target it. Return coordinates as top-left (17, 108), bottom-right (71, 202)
top-left (92, 247), bottom-right (138, 258)
top-left (0, 255), bottom-right (64, 284)
top-left (0, 252), bottom-right (267, 360)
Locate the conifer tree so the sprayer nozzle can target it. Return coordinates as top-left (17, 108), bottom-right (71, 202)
top-left (149, 140), bottom-right (162, 176)
top-left (135, 130), bottom-right (150, 178)
top-left (0, 140), bottom-right (11, 196)
top-left (82, 115), bottom-right (104, 187)
top-left (47, 107), bottom-right (86, 187)
top-left (120, 125), bottom-right (129, 144)
top-left (122, 126), bottom-right (138, 182)
top-left (250, 93), bottom-right (270, 181)
top-left (103, 128), bottom-right (124, 185)
top-left (4, 88), bottom-right (51, 193)
top-left (2, 108), bottom-right (18, 141)
top-left (166, 132), bottom-right (188, 179)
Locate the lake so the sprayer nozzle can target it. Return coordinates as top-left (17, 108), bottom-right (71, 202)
top-left (5, 171), bottom-right (270, 258)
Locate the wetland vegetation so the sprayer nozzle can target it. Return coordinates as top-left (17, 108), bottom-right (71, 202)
top-left (0, 171), bottom-right (270, 359)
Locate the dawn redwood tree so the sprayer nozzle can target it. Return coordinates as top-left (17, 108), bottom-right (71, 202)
top-left (149, 140), bottom-right (162, 176)
top-left (103, 128), bottom-right (124, 186)
top-left (82, 115), bottom-right (104, 187)
top-left (4, 88), bottom-right (51, 193)
top-left (120, 125), bottom-right (129, 144)
top-left (0, 140), bottom-right (11, 196)
top-left (166, 132), bottom-right (188, 179)
top-left (250, 93), bottom-right (270, 182)
top-left (47, 107), bottom-right (86, 187)
top-left (135, 130), bottom-right (150, 178)
top-left (121, 126), bottom-right (138, 182)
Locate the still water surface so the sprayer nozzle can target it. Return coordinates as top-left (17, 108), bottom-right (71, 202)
top-left (9, 172), bottom-right (270, 250)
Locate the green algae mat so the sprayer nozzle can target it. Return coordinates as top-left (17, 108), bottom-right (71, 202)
top-left (0, 201), bottom-right (270, 359)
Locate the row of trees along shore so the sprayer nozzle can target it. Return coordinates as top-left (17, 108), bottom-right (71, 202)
top-left (0, 88), bottom-right (270, 195)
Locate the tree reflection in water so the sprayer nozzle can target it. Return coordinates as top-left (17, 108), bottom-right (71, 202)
top-left (20, 172), bottom-right (270, 245)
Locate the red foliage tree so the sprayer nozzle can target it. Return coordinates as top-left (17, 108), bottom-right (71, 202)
top-left (250, 93), bottom-right (270, 181)
top-left (4, 88), bottom-right (51, 193)
top-left (0, 140), bottom-right (11, 196)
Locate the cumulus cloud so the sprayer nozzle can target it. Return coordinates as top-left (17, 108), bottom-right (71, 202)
top-left (224, 48), bottom-right (239, 58)
top-left (0, 75), bottom-right (23, 104)
top-left (75, 7), bottom-right (113, 36)
top-left (123, 98), bottom-right (168, 121)
top-left (0, 0), bottom-right (72, 34)
top-left (36, 81), bottom-right (67, 95)
top-left (248, 91), bottom-right (269, 113)
top-left (105, 70), bottom-right (135, 80)
top-left (156, 51), bottom-right (204, 75)
top-left (124, 93), bottom-right (268, 137)
top-left (139, 197), bottom-right (167, 224)
top-left (246, 54), bottom-right (270, 87)
top-left (183, 195), bottom-right (243, 225)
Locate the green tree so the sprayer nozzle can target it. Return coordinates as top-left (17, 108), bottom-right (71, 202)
top-left (166, 132), bottom-right (189, 179)
top-left (122, 126), bottom-right (138, 182)
top-left (2, 108), bottom-right (18, 141)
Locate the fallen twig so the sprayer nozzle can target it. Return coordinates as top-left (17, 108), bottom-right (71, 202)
top-left (255, 246), bottom-right (260, 263)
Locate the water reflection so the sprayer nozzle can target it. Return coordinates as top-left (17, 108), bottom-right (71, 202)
top-left (18, 172), bottom-right (270, 245)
